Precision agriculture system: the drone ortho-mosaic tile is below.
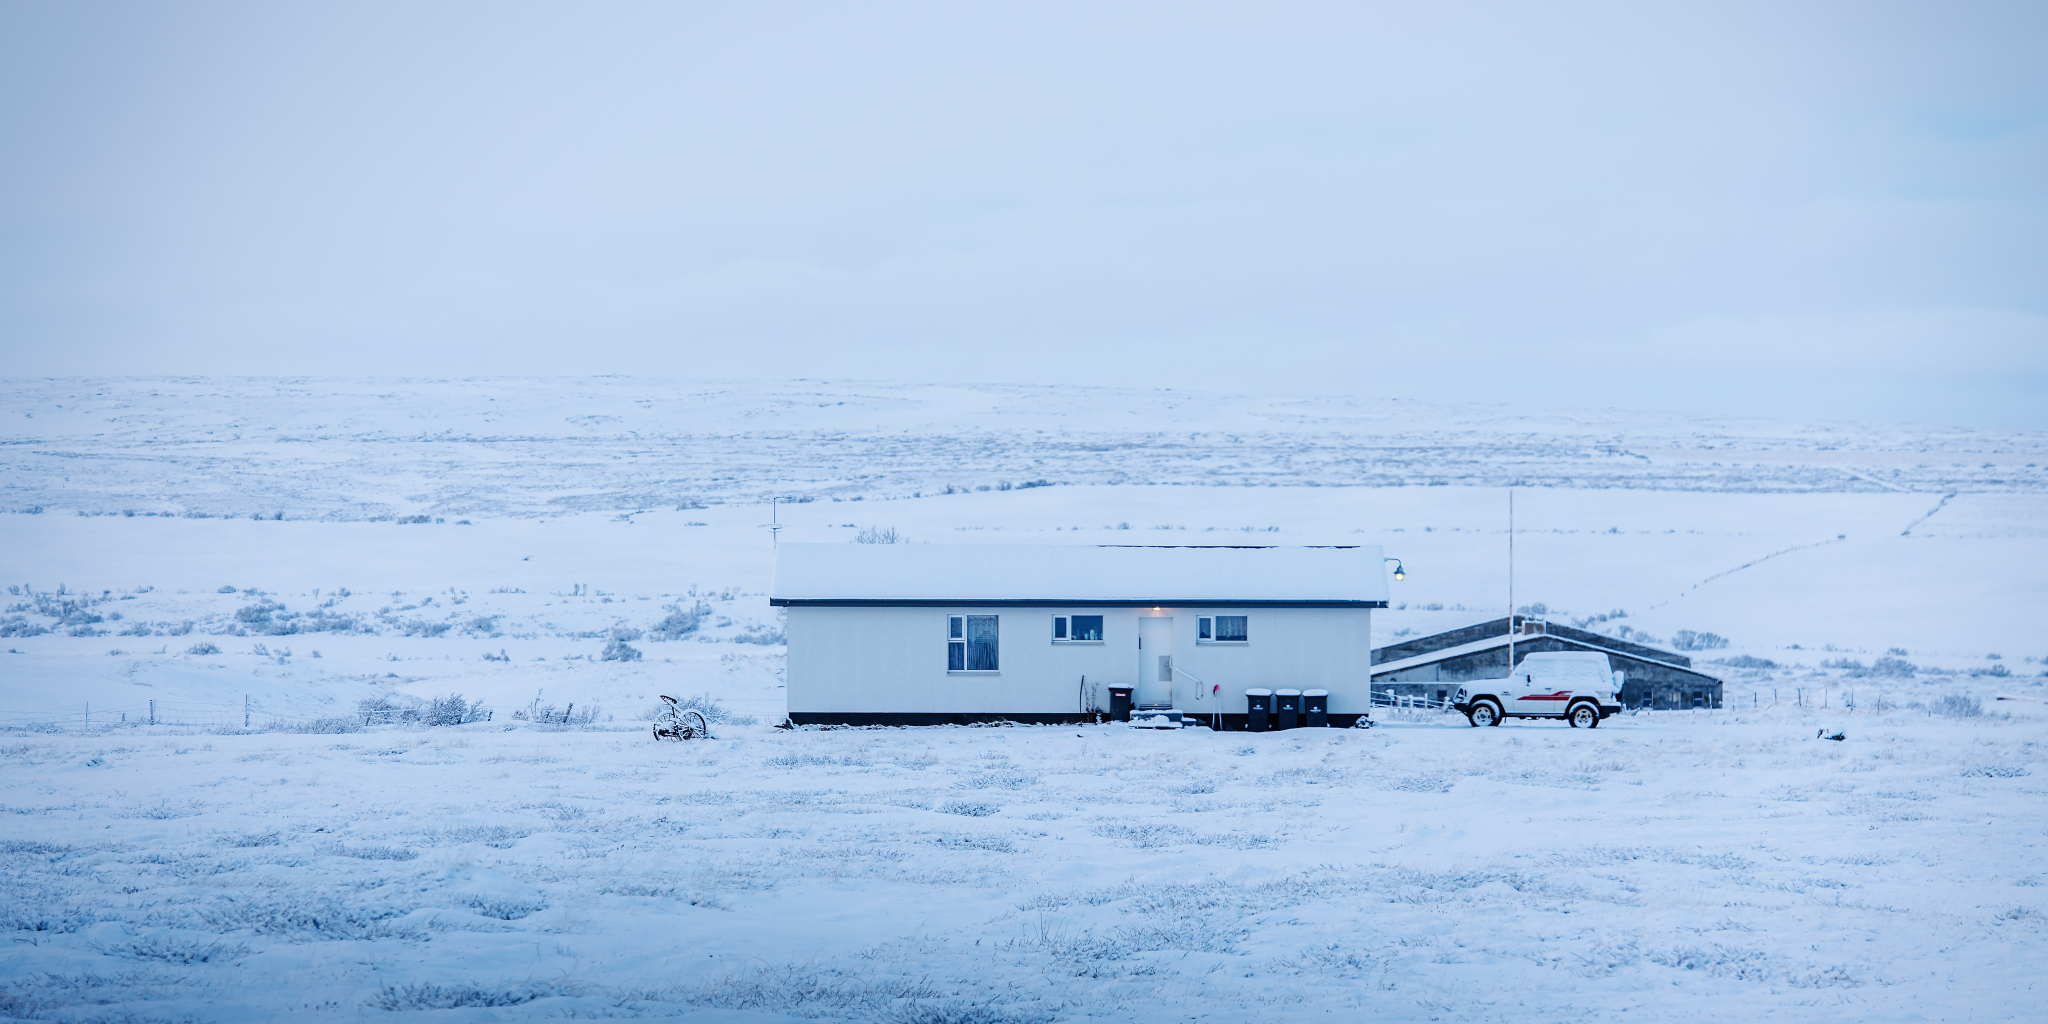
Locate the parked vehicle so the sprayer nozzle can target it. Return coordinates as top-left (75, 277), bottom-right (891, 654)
top-left (1451, 652), bottom-right (1623, 728)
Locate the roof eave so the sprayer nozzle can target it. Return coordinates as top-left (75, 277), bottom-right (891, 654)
top-left (770, 598), bottom-right (1387, 609)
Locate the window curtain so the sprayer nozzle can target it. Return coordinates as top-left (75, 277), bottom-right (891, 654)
top-left (966, 615), bottom-right (999, 671)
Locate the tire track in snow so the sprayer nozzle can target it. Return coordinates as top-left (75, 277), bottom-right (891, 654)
top-left (1651, 535), bottom-right (1850, 609)
top-left (1898, 492), bottom-right (1955, 537)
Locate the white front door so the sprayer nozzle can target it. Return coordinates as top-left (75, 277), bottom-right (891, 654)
top-left (1137, 617), bottom-right (1173, 706)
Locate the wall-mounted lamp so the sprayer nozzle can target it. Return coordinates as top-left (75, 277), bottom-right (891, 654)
top-left (1385, 557), bottom-right (1407, 581)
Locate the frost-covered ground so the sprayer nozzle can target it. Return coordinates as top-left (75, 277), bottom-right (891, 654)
top-left (5, 378), bottom-right (2045, 521)
top-left (3, 377), bottom-right (2046, 1021)
top-left (3, 709), bottom-right (2045, 1023)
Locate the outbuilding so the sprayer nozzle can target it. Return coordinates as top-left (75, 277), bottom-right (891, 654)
top-left (1369, 615), bottom-right (1724, 710)
top-left (770, 543), bottom-right (1390, 727)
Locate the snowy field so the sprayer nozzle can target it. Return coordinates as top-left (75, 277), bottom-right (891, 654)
top-left (3, 377), bottom-right (2046, 1021)
top-left (3, 710), bottom-right (2045, 1023)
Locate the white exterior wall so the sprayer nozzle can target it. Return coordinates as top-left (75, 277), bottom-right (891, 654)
top-left (785, 605), bottom-right (1374, 717)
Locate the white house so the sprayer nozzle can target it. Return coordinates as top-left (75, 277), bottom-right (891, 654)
top-left (770, 544), bottom-right (1389, 728)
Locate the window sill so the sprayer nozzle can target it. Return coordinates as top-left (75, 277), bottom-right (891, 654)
top-left (1051, 640), bottom-right (1105, 646)
top-left (947, 670), bottom-right (1001, 676)
top-left (1196, 640), bottom-right (1249, 646)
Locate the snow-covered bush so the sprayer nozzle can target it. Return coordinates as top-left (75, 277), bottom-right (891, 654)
top-left (854, 525), bottom-right (903, 544)
top-left (953, 768), bottom-right (1040, 791)
top-left (425, 693), bottom-right (488, 726)
top-left (94, 935), bottom-right (252, 964)
top-left (513, 693), bottom-right (602, 725)
top-left (733, 626), bottom-right (784, 646)
top-left (1672, 630), bottom-right (1729, 651)
top-left (652, 692), bottom-right (738, 725)
top-left (649, 601), bottom-right (709, 640)
top-left (601, 638), bottom-right (643, 662)
top-left (439, 825), bottom-right (527, 847)
top-left (190, 894), bottom-right (427, 941)
top-left (928, 833), bottom-right (1016, 852)
top-left (1615, 625), bottom-right (1664, 645)
top-left (187, 641), bottom-right (221, 655)
top-left (1713, 655), bottom-right (1777, 669)
top-left (1934, 695), bottom-right (1983, 718)
top-left (1871, 657), bottom-right (1918, 677)
top-left (274, 715), bottom-right (363, 734)
top-left (457, 894), bottom-right (548, 920)
top-left (235, 600), bottom-right (291, 632)
top-left (326, 843), bottom-right (419, 861)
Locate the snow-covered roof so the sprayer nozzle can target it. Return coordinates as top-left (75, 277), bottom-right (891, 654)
top-left (1369, 632), bottom-right (1723, 681)
top-left (770, 544), bottom-right (1389, 606)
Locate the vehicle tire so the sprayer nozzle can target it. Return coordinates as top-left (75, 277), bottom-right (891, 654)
top-left (1568, 703), bottom-right (1598, 729)
top-left (1466, 700), bottom-right (1501, 728)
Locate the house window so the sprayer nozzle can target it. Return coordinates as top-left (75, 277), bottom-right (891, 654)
top-left (1198, 615), bottom-right (1248, 643)
top-left (1053, 615), bottom-right (1103, 643)
top-left (948, 615), bottom-right (999, 671)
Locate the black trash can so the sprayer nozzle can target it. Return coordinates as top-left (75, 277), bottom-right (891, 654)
top-left (1303, 689), bottom-right (1329, 728)
top-left (1244, 688), bottom-right (1272, 732)
top-left (1274, 689), bottom-right (1301, 730)
top-left (1108, 687), bottom-right (1134, 723)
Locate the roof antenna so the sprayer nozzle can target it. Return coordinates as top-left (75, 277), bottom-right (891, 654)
top-left (766, 496), bottom-right (798, 546)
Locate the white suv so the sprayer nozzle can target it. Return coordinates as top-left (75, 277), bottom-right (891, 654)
top-left (1452, 652), bottom-right (1624, 728)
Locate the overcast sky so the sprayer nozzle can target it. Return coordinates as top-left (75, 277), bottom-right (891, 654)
top-left (2, 2), bottom-right (2042, 428)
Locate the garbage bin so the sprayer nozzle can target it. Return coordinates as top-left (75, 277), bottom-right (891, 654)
top-left (1108, 687), bottom-right (1134, 723)
top-left (1274, 689), bottom-right (1302, 730)
top-left (1303, 689), bottom-right (1329, 728)
top-left (1244, 689), bottom-right (1272, 732)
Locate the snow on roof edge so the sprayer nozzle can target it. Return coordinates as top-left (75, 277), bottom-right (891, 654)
top-left (772, 543), bottom-right (1390, 604)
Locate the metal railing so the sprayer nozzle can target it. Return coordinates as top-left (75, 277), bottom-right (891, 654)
top-left (1370, 691), bottom-right (1453, 711)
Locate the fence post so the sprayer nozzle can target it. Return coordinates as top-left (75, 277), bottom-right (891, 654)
top-left (85, 701), bottom-right (89, 729)
top-left (149, 699), bottom-right (155, 726)
top-left (244, 694), bottom-right (250, 729)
